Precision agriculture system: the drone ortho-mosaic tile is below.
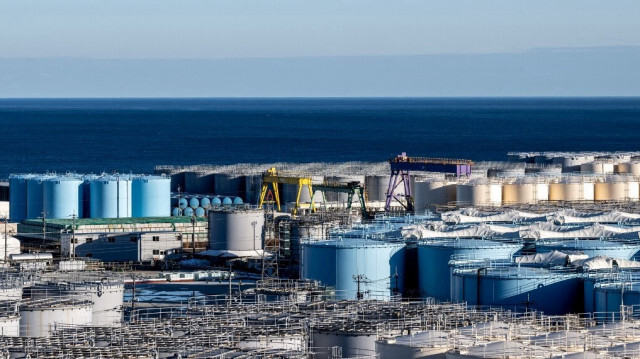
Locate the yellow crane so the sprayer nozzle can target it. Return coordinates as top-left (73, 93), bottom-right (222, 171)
top-left (258, 167), bottom-right (316, 215)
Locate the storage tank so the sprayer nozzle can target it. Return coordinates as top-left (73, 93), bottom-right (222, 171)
top-left (184, 171), bottom-right (215, 194)
top-left (594, 180), bottom-right (629, 201)
top-left (324, 176), bottom-right (365, 203)
top-left (214, 173), bottom-right (245, 197)
top-left (89, 175), bottom-right (132, 218)
top-left (502, 180), bottom-right (549, 205)
top-left (222, 197), bottom-right (233, 205)
top-left (0, 281), bottom-right (23, 301)
top-left (549, 178), bottom-right (595, 201)
top-left (131, 175), bottom-right (171, 217)
top-left (376, 330), bottom-right (451, 359)
top-left (288, 218), bottom-right (340, 279)
top-left (282, 176), bottom-right (324, 204)
top-left (26, 174), bottom-right (55, 220)
top-left (171, 207), bottom-right (181, 217)
top-left (189, 197), bottom-right (200, 209)
top-left (594, 282), bottom-right (640, 313)
top-left (311, 329), bottom-right (378, 359)
top-left (554, 154), bottom-right (595, 173)
top-left (452, 266), bottom-right (582, 315)
top-left (365, 175), bottom-right (406, 202)
top-left (183, 207), bottom-right (194, 217)
top-left (487, 166), bottom-right (525, 178)
top-left (208, 208), bottom-right (265, 251)
top-left (536, 239), bottom-right (640, 260)
top-left (211, 196), bottom-right (222, 206)
top-left (617, 161), bottom-right (640, 176)
top-left (43, 175), bottom-right (84, 219)
top-left (195, 207), bottom-right (205, 217)
top-left (19, 298), bottom-right (93, 337)
top-left (8, 174), bottom-right (34, 222)
top-left (244, 174), bottom-right (262, 205)
top-left (0, 301), bottom-right (20, 337)
top-left (233, 197), bottom-right (244, 205)
top-left (178, 198), bottom-right (188, 209)
top-left (417, 239), bottom-right (522, 301)
top-left (581, 161), bottom-right (615, 174)
top-left (414, 179), bottom-right (457, 212)
top-left (200, 197), bottom-right (211, 208)
top-left (456, 180), bottom-right (502, 207)
top-left (301, 239), bottom-right (405, 300)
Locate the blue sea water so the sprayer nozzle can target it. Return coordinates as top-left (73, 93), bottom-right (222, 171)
top-left (0, 97), bottom-right (639, 179)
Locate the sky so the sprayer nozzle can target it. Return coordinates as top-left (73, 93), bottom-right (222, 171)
top-left (1, 0), bottom-right (639, 96)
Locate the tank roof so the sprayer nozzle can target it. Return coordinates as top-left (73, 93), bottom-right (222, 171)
top-left (21, 216), bottom-right (207, 228)
top-left (302, 238), bottom-right (405, 248)
top-left (419, 238), bottom-right (522, 249)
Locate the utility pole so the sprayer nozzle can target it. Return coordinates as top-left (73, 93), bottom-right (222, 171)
top-left (353, 274), bottom-right (370, 300)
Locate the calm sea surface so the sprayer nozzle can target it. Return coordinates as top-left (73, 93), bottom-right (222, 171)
top-left (0, 98), bottom-right (639, 178)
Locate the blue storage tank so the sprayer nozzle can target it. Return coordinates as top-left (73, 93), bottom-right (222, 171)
top-left (132, 175), bottom-right (171, 217)
top-left (200, 197), bottom-right (211, 208)
top-left (195, 207), bottom-right (205, 217)
top-left (172, 207), bottom-right (181, 217)
top-left (222, 197), bottom-right (233, 205)
top-left (183, 207), bottom-right (194, 217)
top-left (26, 174), bottom-right (55, 220)
top-left (189, 197), bottom-right (200, 209)
top-left (178, 198), bottom-right (188, 210)
top-left (594, 279), bottom-right (640, 313)
top-left (416, 239), bottom-right (522, 301)
top-left (536, 239), bottom-right (640, 260)
top-left (81, 175), bottom-right (98, 218)
top-left (301, 239), bottom-right (406, 300)
top-left (9, 174), bottom-right (34, 222)
top-left (43, 176), bottom-right (84, 219)
top-left (233, 197), bottom-right (244, 205)
top-left (451, 266), bottom-right (582, 315)
top-left (89, 175), bottom-right (132, 218)
top-left (211, 197), bottom-right (222, 206)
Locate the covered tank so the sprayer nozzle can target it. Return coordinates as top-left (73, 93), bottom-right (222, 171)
top-left (452, 266), bottom-right (582, 315)
top-left (8, 174), bottom-right (34, 222)
top-left (417, 239), bottom-right (522, 301)
top-left (536, 239), bottom-right (640, 260)
top-left (413, 179), bottom-right (457, 213)
top-left (131, 175), bottom-right (171, 217)
top-left (43, 175), bottom-right (84, 219)
top-left (208, 208), bottom-right (265, 251)
top-left (89, 175), bottom-right (132, 218)
top-left (301, 238), bottom-right (406, 300)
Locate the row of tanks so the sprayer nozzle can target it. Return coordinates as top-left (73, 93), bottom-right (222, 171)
top-left (9, 173), bottom-right (170, 221)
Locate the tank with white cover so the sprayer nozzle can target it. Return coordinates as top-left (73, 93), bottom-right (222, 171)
top-left (414, 179), bottom-right (457, 213)
top-left (417, 239), bottom-right (522, 301)
top-left (131, 175), bottom-right (171, 217)
top-left (89, 175), bottom-right (132, 218)
top-left (535, 239), bottom-right (640, 260)
top-left (208, 207), bottom-right (265, 251)
top-left (456, 179), bottom-right (502, 207)
top-left (301, 238), bottom-right (405, 300)
top-left (19, 298), bottom-right (93, 337)
top-left (548, 177), bottom-right (595, 201)
top-left (43, 175), bottom-right (84, 219)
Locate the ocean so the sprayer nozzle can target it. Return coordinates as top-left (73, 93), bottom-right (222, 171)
top-left (0, 97), bottom-right (639, 179)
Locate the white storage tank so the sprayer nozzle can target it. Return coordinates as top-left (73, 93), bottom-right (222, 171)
top-left (414, 179), bottom-right (457, 212)
top-left (456, 180), bottom-right (502, 207)
top-left (0, 301), bottom-right (20, 337)
top-left (502, 179), bottom-right (549, 205)
top-left (19, 298), bottom-right (93, 337)
top-left (581, 161), bottom-right (615, 174)
top-left (208, 208), bottom-right (265, 251)
top-left (616, 161), bottom-right (640, 176)
top-left (594, 177), bottom-right (635, 201)
top-left (549, 178), bottom-right (595, 201)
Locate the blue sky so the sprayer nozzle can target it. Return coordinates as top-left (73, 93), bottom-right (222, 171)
top-left (1, 0), bottom-right (639, 96)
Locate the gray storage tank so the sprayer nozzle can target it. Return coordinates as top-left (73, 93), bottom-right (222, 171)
top-left (208, 208), bottom-right (265, 251)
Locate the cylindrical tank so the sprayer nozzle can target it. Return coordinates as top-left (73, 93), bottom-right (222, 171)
top-left (324, 176), bottom-right (365, 203)
top-left (189, 197), bottom-right (200, 209)
top-left (178, 198), bottom-right (188, 210)
top-left (311, 329), bottom-right (378, 359)
top-left (581, 161), bottom-right (615, 174)
top-left (594, 181), bottom-right (629, 201)
top-left (487, 167), bottom-right (525, 178)
top-left (89, 175), bottom-right (132, 218)
top-left (376, 331), bottom-right (451, 359)
top-left (131, 175), bottom-right (171, 217)
top-left (183, 207), bottom-right (194, 217)
top-left (456, 181), bottom-right (502, 206)
top-left (172, 207), bottom-right (181, 217)
top-left (452, 266), bottom-right (582, 315)
top-left (417, 239), bottom-right (522, 301)
top-left (301, 239), bottom-right (406, 300)
top-left (184, 171), bottom-right (215, 194)
top-left (0, 301), bottom-right (20, 337)
top-left (364, 175), bottom-right (405, 202)
top-left (214, 173), bottom-right (245, 197)
top-left (19, 299), bottom-right (93, 337)
top-left (616, 162), bottom-right (640, 176)
top-left (43, 176), bottom-right (84, 219)
top-left (244, 174), bottom-right (262, 205)
top-left (594, 282), bottom-right (640, 313)
top-left (536, 239), bottom-right (640, 260)
top-left (26, 174), bottom-right (54, 220)
top-left (414, 180), bottom-right (457, 212)
top-left (195, 207), bottom-right (205, 217)
top-left (200, 197), bottom-right (211, 208)
top-left (8, 174), bottom-right (34, 222)
top-left (233, 197), bottom-right (244, 205)
top-left (208, 208), bottom-right (265, 251)
top-left (549, 179), bottom-right (595, 201)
